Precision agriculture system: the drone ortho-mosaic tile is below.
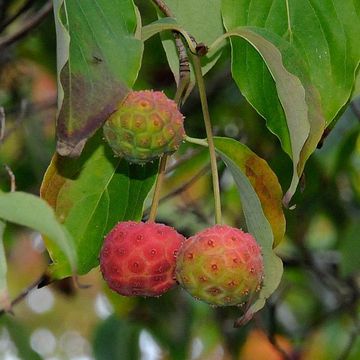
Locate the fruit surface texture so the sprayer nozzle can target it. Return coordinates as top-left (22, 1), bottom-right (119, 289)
top-left (100, 221), bottom-right (185, 296)
top-left (103, 90), bottom-right (185, 163)
top-left (176, 225), bottom-right (264, 306)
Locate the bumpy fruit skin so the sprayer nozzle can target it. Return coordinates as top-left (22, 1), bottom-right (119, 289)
top-left (100, 221), bottom-right (185, 297)
top-left (176, 225), bottom-right (264, 306)
top-left (103, 90), bottom-right (185, 164)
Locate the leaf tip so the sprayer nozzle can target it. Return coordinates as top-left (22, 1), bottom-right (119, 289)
top-left (56, 139), bottom-right (87, 158)
top-left (234, 309), bottom-right (254, 327)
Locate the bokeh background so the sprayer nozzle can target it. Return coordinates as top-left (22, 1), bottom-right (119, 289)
top-left (0, 1), bottom-right (360, 359)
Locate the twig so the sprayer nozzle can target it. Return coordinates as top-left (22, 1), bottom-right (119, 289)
top-left (267, 303), bottom-right (293, 360)
top-left (268, 334), bottom-right (293, 360)
top-left (301, 284), bottom-right (359, 338)
top-left (0, 0), bottom-right (36, 33)
top-left (148, 155), bottom-right (168, 222)
top-left (350, 102), bottom-right (360, 122)
top-left (337, 315), bottom-right (360, 360)
top-left (3, 98), bottom-right (56, 118)
top-left (4, 165), bottom-right (16, 192)
top-left (160, 163), bottom-right (210, 203)
top-left (151, 0), bottom-right (173, 16)
top-left (1, 98), bottom-right (56, 143)
top-left (0, 107), bottom-right (5, 142)
top-left (297, 241), bottom-right (347, 300)
top-left (151, 0), bottom-right (190, 104)
top-left (165, 149), bottom-right (202, 174)
top-left (143, 163), bottom-right (210, 218)
top-left (0, 1), bottom-right (52, 50)
top-left (0, 273), bottom-right (49, 317)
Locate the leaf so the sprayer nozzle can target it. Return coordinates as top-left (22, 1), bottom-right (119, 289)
top-left (0, 192), bottom-right (77, 274)
top-left (53, 0), bottom-right (143, 156)
top-left (0, 220), bottom-right (10, 312)
top-left (162, 149), bottom-right (210, 203)
top-left (352, 69), bottom-right (360, 101)
top-left (214, 138), bottom-right (283, 314)
top-left (142, 18), bottom-right (195, 51)
top-left (222, 0), bottom-right (360, 202)
top-left (155, 0), bottom-right (224, 89)
top-left (222, 0), bottom-right (360, 125)
top-left (213, 26), bottom-right (325, 204)
top-left (93, 315), bottom-right (141, 360)
top-left (214, 137), bottom-right (285, 247)
top-left (40, 132), bottom-right (158, 278)
top-left (339, 222), bottom-right (360, 277)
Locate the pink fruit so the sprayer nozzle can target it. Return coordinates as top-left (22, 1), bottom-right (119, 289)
top-left (100, 221), bottom-right (185, 297)
top-left (176, 225), bottom-right (264, 306)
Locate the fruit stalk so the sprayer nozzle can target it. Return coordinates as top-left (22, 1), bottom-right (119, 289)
top-left (148, 75), bottom-right (189, 222)
top-left (148, 155), bottom-right (168, 222)
top-left (191, 54), bottom-right (222, 224)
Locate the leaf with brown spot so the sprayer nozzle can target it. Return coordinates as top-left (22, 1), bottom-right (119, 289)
top-left (214, 137), bottom-right (285, 247)
top-left (214, 137), bottom-right (283, 316)
top-left (54, 0), bottom-right (143, 157)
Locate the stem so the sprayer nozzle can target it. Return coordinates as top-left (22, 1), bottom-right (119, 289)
top-left (191, 54), bottom-right (222, 224)
top-left (148, 0), bottom-right (191, 222)
top-left (147, 74), bottom-right (189, 223)
top-left (148, 155), bottom-right (168, 222)
top-left (174, 68), bottom-right (190, 105)
top-left (185, 135), bottom-right (208, 147)
top-left (0, 273), bottom-right (49, 317)
top-left (0, 1), bottom-right (52, 50)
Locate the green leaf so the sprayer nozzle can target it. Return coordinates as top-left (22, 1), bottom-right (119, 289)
top-left (142, 18), bottom-right (195, 51)
top-left (352, 69), bottom-right (360, 101)
top-left (40, 132), bottom-right (158, 278)
top-left (155, 0), bottom-right (224, 91)
top-left (339, 222), bottom-right (360, 277)
top-left (93, 315), bottom-right (141, 360)
top-left (53, 0), bottom-right (143, 156)
top-left (222, 0), bottom-right (360, 202)
top-left (0, 192), bottom-right (77, 274)
top-left (214, 138), bottom-right (283, 314)
top-left (222, 0), bottom-right (360, 125)
top-left (162, 149), bottom-right (210, 200)
top-left (214, 137), bottom-right (285, 247)
top-left (213, 26), bottom-right (325, 204)
top-left (0, 220), bottom-right (10, 312)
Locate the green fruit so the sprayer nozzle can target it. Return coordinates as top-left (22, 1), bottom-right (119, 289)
top-left (103, 90), bottom-right (185, 164)
top-left (176, 225), bottom-right (264, 306)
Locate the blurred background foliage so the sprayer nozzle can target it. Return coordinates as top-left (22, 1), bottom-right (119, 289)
top-left (0, 1), bottom-right (359, 359)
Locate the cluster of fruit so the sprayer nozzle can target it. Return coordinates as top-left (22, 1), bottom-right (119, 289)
top-left (101, 90), bottom-right (264, 307)
top-left (100, 221), bottom-right (264, 307)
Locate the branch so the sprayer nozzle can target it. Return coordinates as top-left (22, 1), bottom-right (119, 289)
top-left (267, 302), bottom-right (294, 360)
top-left (0, 0), bottom-right (36, 33)
top-left (143, 163), bottom-right (210, 219)
top-left (0, 273), bottom-right (50, 317)
top-left (2, 98), bottom-right (56, 143)
top-left (165, 149), bottom-right (202, 174)
top-left (160, 164), bottom-right (210, 204)
top-left (151, 0), bottom-right (190, 104)
top-left (4, 165), bottom-right (16, 192)
top-left (337, 314), bottom-right (360, 360)
top-left (0, 1), bottom-right (52, 50)
top-left (0, 107), bottom-right (4, 142)
top-left (151, 0), bottom-right (173, 17)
